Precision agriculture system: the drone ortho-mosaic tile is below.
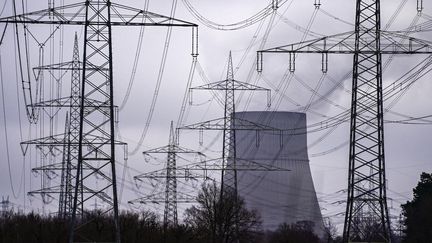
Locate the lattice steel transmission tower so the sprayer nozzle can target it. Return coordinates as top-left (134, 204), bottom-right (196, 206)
top-left (129, 121), bottom-right (205, 230)
top-left (22, 33), bottom-right (85, 218)
top-left (180, 53), bottom-right (287, 243)
top-left (22, 33), bottom-right (118, 218)
top-left (0, 1), bottom-right (198, 242)
top-left (0, 196), bottom-right (11, 217)
top-left (62, 33), bottom-right (81, 219)
top-left (257, 1), bottom-right (432, 242)
top-left (180, 52), bottom-right (285, 199)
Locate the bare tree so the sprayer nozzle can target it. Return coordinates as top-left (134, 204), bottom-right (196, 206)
top-left (322, 217), bottom-right (338, 243)
top-left (184, 182), bottom-right (261, 243)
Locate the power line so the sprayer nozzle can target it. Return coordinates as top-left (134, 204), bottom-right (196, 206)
top-left (257, 1), bottom-right (432, 241)
top-left (181, 0), bottom-right (291, 31)
top-left (0, 47), bottom-right (24, 199)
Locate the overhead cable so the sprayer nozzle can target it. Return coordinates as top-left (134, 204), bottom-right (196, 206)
top-left (181, 0), bottom-right (291, 31)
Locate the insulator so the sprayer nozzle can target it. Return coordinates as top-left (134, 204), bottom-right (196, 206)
top-left (322, 52), bottom-right (328, 73)
top-left (42, 194), bottom-right (54, 204)
top-left (314, 0), bottom-right (321, 9)
top-left (175, 129), bottom-right (180, 145)
top-left (255, 130), bottom-right (260, 147)
top-left (266, 90), bottom-right (271, 108)
top-left (124, 145), bottom-right (128, 161)
top-left (114, 107), bottom-right (119, 124)
top-left (199, 128), bottom-right (204, 146)
top-left (144, 153), bottom-right (151, 163)
top-left (289, 53), bottom-right (295, 72)
top-left (417, 0), bottom-right (423, 13)
top-left (188, 89), bottom-right (193, 105)
top-left (272, 0), bottom-right (279, 10)
top-left (257, 52), bottom-right (263, 73)
top-left (409, 38), bottom-right (413, 52)
top-left (192, 26), bottom-right (199, 57)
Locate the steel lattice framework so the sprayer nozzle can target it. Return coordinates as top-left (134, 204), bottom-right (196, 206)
top-left (22, 34), bottom-right (83, 219)
top-left (345, 1), bottom-right (390, 241)
top-left (180, 53), bottom-right (287, 243)
top-left (0, 1), bottom-right (198, 242)
top-left (129, 122), bottom-right (203, 229)
top-left (257, 1), bottom-right (432, 242)
top-left (64, 33), bottom-right (82, 218)
top-left (0, 196), bottom-right (11, 217)
top-left (180, 53), bottom-right (284, 198)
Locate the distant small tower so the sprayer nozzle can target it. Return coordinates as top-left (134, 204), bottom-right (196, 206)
top-left (0, 196), bottom-right (11, 217)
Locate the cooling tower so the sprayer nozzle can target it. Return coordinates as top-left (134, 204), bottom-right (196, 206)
top-left (229, 111), bottom-right (324, 236)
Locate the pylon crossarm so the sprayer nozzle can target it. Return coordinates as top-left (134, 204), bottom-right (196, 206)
top-left (20, 134), bottom-right (125, 157)
top-left (0, 2), bottom-right (86, 24)
top-left (21, 134), bottom-right (126, 146)
top-left (258, 30), bottom-right (432, 55)
top-left (234, 158), bottom-right (290, 171)
top-left (27, 185), bottom-right (110, 198)
top-left (233, 118), bottom-right (282, 131)
top-left (33, 61), bottom-right (74, 71)
top-left (400, 19), bottom-right (432, 33)
top-left (30, 97), bottom-right (71, 108)
top-left (134, 170), bottom-right (167, 181)
top-left (32, 163), bottom-right (73, 171)
top-left (134, 169), bottom-right (204, 181)
top-left (192, 79), bottom-right (271, 91)
top-left (143, 145), bottom-right (204, 155)
top-left (0, 2), bottom-right (196, 27)
top-left (381, 30), bottom-right (432, 52)
top-left (28, 186), bottom-right (63, 195)
top-left (21, 134), bottom-right (66, 150)
top-left (128, 192), bottom-right (196, 204)
top-left (259, 31), bottom-right (356, 54)
top-left (30, 97), bottom-right (118, 109)
top-left (183, 158), bottom-right (290, 171)
top-left (180, 117), bottom-right (281, 131)
top-left (33, 61), bottom-right (107, 71)
top-left (110, 3), bottom-right (196, 27)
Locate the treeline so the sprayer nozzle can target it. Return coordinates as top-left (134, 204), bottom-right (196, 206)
top-left (3, 172), bottom-right (431, 243)
top-left (0, 211), bottom-right (325, 243)
top-left (0, 210), bottom-right (166, 243)
top-left (0, 182), bottom-right (329, 243)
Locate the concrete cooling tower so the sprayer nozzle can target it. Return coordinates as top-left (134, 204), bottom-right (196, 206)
top-left (229, 111), bottom-right (323, 236)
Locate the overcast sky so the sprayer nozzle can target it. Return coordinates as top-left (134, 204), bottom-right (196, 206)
top-left (1, 0), bottom-right (432, 231)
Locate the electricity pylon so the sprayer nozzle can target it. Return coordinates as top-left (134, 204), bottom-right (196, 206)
top-left (180, 52), bottom-right (287, 243)
top-left (0, 1), bottom-right (198, 242)
top-left (22, 33), bottom-right (123, 218)
top-left (180, 52), bottom-right (286, 198)
top-left (257, 1), bottom-right (432, 242)
top-left (23, 34), bottom-right (87, 218)
top-left (0, 196), bottom-right (12, 217)
top-left (129, 121), bottom-right (204, 230)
